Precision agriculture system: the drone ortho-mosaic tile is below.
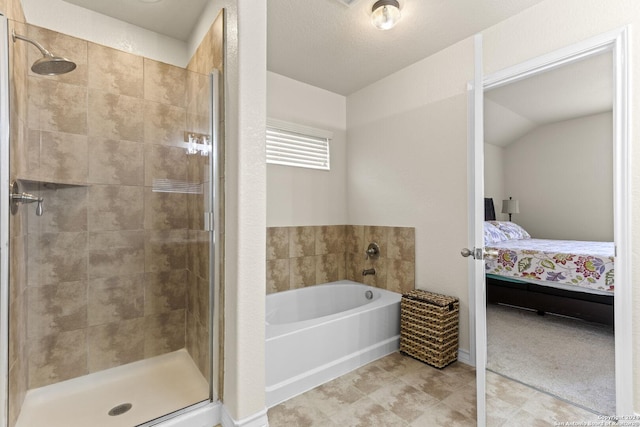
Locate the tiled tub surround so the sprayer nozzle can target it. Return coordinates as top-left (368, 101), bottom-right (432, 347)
top-left (266, 225), bottom-right (415, 294)
top-left (6, 19), bottom-right (219, 414)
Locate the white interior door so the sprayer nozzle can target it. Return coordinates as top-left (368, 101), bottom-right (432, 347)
top-left (472, 27), bottom-right (632, 422)
top-left (464, 33), bottom-right (486, 427)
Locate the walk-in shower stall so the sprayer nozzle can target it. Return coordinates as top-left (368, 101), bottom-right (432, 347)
top-left (0, 10), bottom-right (225, 427)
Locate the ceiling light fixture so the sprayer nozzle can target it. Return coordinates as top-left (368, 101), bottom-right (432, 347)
top-left (371, 0), bottom-right (401, 30)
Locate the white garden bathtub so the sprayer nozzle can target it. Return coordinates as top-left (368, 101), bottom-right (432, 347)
top-left (265, 280), bottom-right (401, 407)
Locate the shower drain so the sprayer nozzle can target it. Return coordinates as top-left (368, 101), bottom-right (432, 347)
top-left (108, 403), bottom-right (133, 416)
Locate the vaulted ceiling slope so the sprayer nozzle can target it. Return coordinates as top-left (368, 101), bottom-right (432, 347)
top-left (485, 51), bottom-right (613, 147)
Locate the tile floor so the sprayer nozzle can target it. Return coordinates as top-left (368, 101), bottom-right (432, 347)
top-left (267, 351), bottom-right (602, 426)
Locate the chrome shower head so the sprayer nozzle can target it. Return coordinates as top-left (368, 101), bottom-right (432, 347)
top-left (12, 30), bottom-right (76, 76)
top-left (31, 55), bottom-right (77, 76)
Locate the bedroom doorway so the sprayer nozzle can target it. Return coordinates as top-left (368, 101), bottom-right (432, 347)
top-left (485, 48), bottom-right (615, 415)
top-left (468, 28), bottom-right (632, 426)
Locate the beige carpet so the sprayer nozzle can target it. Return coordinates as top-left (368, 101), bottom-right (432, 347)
top-left (486, 303), bottom-right (615, 415)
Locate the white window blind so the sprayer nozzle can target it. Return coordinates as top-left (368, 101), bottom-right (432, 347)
top-left (266, 118), bottom-right (332, 170)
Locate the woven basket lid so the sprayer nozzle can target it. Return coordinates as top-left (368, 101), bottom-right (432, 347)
top-left (403, 290), bottom-right (458, 307)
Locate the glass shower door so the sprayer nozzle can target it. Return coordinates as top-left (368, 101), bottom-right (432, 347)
top-left (0, 12), bottom-right (11, 427)
top-left (2, 10), bottom-right (225, 426)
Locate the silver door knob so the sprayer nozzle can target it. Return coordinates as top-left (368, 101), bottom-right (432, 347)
top-left (461, 248), bottom-right (473, 258)
top-left (461, 247), bottom-right (483, 259)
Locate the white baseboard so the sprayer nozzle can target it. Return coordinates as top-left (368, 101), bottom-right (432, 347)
top-left (457, 348), bottom-right (472, 366)
top-left (221, 405), bottom-right (269, 427)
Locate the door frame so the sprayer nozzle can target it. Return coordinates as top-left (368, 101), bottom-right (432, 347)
top-left (469, 26), bottom-right (632, 425)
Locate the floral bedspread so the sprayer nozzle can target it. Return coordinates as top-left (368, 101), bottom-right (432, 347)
top-left (485, 239), bottom-right (615, 293)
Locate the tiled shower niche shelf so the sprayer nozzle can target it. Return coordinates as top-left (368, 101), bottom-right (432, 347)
top-left (16, 178), bottom-right (89, 189)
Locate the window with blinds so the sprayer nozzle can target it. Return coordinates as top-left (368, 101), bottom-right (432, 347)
top-left (266, 118), bottom-right (332, 170)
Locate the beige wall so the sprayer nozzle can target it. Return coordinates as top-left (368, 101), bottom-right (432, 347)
top-left (266, 72), bottom-right (347, 227)
top-left (220, 0), bottom-right (267, 421)
top-left (347, 39), bottom-right (475, 357)
top-left (503, 112), bottom-right (613, 241)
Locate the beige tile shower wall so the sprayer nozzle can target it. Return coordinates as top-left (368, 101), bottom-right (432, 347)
top-left (266, 225), bottom-right (415, 294)
top-left (1, 0), bottom-right (26, 24)
top-left (21, 24), bottom-right (192, 390)
top-left (8, 15), bottom-right (29, 427)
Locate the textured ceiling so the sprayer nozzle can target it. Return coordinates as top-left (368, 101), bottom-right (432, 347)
top-left (267, 0), bottom-right (549, 95)
top-left (56, 0), bottom-right (610, 145)
top-left (61, 0), bottom-right (210, 41)
top-left (63, 0), bottom-right (549, 95)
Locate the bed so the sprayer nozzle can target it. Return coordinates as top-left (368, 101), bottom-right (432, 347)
top-left (483, 198), bottom-right (614, 326)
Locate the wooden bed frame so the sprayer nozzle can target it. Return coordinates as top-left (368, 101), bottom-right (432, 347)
top-left (483, 198), bottom-right (614, 327)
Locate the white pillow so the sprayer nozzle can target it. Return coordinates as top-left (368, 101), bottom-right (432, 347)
top-left (489, 221), bottom-right (531, 240)
top-left (484, 222), bottom-right (509, 245)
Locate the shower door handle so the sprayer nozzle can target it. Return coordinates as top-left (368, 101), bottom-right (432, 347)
top-left (204, 212), bottom-right (214, 232)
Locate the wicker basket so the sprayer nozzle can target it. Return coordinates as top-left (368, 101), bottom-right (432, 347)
top-left (400, 289), bottom-right (459, 368)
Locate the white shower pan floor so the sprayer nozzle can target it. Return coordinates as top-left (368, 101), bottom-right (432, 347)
top-left (16, 349), bottom-right (209, 427)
